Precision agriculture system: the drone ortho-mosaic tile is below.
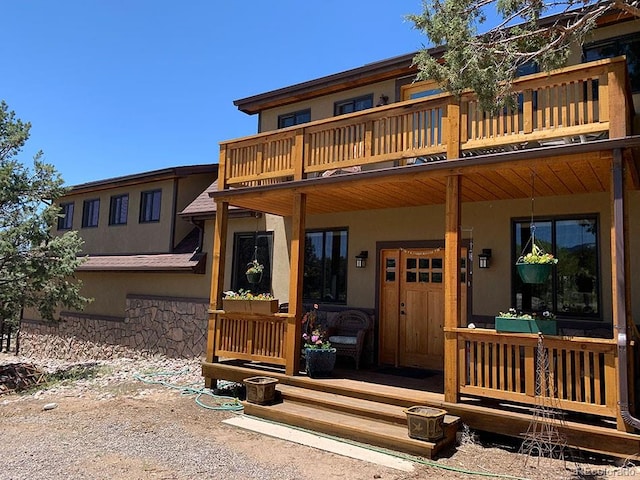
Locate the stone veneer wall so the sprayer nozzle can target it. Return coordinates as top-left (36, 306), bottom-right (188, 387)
top-left (20, 295), bottom-right (209, 360)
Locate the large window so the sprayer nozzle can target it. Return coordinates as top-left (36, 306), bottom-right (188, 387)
top-left (81, 199), bottom-right (100, 228)
top-left (109, 194), bottom-right (128, 225)
top-left (278, 109), bottom-right (311, 129)
top-left (303, 228), bottom-right (348, 303)
top-left (231, 232), bottom-right (273, 294)
top-left (584, 32), bottom-right (640, 93)
top-left (57, 202), bottom-right (74, 230)
top-left (140, 189), bottom-right (161, 223)
top-left (513, 216), bottom-right (599, 318)
top-left (334, 94), bottom-right (373, 116)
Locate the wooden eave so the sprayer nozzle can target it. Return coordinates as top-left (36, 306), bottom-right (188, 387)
top-left (212, 137), bottom-right (640, 217)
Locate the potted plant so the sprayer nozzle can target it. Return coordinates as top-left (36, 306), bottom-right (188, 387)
top-left (243, 376), bottom-right (279, 405)
top-left (245, 259), bottom-right (264, 284)
top-left (403, 406), bottom-right (447, 441)
top-left (222, 289), bottom-right (278, 314)
top-left (302, 305), bottom-right (336, 378)
top-left (516, 242), bottom-right (558, 284)
top-left (495, 308), bottom-right (557, 335)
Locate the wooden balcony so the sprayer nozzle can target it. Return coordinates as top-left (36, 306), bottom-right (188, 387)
top-left (219, 57), bottom-right (631, 192)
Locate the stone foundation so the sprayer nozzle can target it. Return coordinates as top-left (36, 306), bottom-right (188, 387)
top-left (20, 294), bottom-right (208, 360)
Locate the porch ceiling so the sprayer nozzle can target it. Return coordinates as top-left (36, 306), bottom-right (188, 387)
top-left (212, 139), bottom-right (640, 217)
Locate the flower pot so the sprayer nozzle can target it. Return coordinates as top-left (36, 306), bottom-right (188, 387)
top-left (495, 316), bottom-right (557, 335)
top-left (304, 348), bottom-right (337, 378)
top-left (404, 406), bottom-right (447, 441)
top-left (243, 376), bottom-right (278, 405)
top-left (516, 263), bottom-right (552, 284)
top-left (246, 271), bottom-right (263, 284)
top-left (222, 299), bottom-right (278, 314)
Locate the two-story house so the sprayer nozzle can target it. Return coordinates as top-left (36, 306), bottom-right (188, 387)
top-left (202, 8), bottom-right (640, 458)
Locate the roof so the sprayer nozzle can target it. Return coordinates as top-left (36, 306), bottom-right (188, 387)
top-left (68, 164), bottom-right (218, 194)
top-left (77, 252), bottom-right (206, 273)
top-left (179, 181), bottom-right (219, 217)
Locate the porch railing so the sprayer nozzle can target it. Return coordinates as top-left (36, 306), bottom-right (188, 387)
top-left (456, 328), bottom-right (619, 418)
top-left (213, 311), bottom-right (288, 366)
top-left (220, 57), bottom-right (629, 188)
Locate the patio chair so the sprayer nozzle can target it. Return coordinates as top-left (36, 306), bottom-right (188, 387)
top-left (327, 310), bottom-right (371, 369)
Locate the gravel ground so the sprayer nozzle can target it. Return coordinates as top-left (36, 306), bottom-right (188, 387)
top-left (0, 351), bottom-right (636, 480)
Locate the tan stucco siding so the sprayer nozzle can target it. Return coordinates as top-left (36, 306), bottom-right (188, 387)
top-left (173, 173), bottom-right (215, 248)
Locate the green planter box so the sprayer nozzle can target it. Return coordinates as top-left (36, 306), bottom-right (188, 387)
top-left (516, 263), bottom-right (553, 284)
top-left (222, 299), bottom-right (279, 314)
top-left (495, 316), bottom-right (557, 335)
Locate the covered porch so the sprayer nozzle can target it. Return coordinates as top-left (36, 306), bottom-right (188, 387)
top-left (202, 57), bottom-right (640, 456)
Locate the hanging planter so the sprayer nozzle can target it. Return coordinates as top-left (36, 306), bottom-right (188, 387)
top-left (516, 235), bottom-right (558, 284)
top-left (245, 259), bottom-right (264, 284)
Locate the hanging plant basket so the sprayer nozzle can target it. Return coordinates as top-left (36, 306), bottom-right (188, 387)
top-left (246, 271), bottom-right (263, 284)
top-left (516, 262), bottom-right (553, 284)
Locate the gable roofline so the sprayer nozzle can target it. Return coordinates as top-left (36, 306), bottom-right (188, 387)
top-left (67, 164), bottom-right (218, 195)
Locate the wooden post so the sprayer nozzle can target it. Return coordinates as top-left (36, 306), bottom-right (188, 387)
top-left (608, 60), bottom-right (628, 139)
top-left (444, 175), bottom-right (461, 403)
top-left (293, 128), bottom-right (305, 181)
top-left (204, 200), bottom-right (229, 389)
top-left (446, 101), bottom-right (461, 161)
top-left (610, 150), bottom-right (632, 431)
top-left (285, 193), bottom-right (306, 375)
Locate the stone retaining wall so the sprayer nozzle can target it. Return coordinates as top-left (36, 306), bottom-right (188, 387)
top-left (20, 295), bottom-right (208, 360)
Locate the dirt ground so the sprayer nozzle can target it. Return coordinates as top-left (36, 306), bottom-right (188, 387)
top-left (0, 355), bottom-right (636, 480)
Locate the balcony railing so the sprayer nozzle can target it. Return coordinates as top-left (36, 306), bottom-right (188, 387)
top-left (220, 57), bottom-right (630, 189)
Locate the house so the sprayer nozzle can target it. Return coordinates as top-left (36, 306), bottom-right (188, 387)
top-left (202, 7), bottom-right (640, 458)
top-left (22, 164), bottom-right (235, 359)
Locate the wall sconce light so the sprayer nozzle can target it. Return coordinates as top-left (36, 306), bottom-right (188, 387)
top-left (355, 251), bottom-right (368, 268)
top-left (478, 249), bottom-right (492, 269)
top-left (376, 95), bottom-right (389, 107)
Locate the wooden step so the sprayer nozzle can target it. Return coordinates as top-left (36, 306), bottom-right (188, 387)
top-left (243, 386), bottom-right (460, 459)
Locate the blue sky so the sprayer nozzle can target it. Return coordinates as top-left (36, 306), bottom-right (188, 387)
top-left (2, 1), bottom-right (426, 186)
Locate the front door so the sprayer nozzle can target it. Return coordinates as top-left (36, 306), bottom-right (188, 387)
top-left (379, 247), bottom-right (467, 370)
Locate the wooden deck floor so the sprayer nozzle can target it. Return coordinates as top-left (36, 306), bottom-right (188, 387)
top-left (203, 360), bottom-right (640, 460)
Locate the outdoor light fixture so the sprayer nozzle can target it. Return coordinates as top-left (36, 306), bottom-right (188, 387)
top-left (376, 94), bottom-right (389, 107)
top-left (355, 251), bottom-right (368, 268)
top-left (478, 249), bottom-right (492, 269)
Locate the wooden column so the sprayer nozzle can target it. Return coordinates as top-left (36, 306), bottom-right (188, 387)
top-left (607, 60), bottom-right (629, 139)
top-left (444, 175), bottom-right (461, 403)
top-left (610, 150), bottom-right (631, 431)
top-left (285, 193), bottom-right (307, 375)
top-left (204, 200), bottom-right (228, 389)
top-left (446, 101), bottom-right (461, 160)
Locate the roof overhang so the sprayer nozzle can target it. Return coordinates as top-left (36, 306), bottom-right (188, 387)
top-left (211, 137), bottom-right (640, 217)
top-left (77, 252), bottom-right (207, 273)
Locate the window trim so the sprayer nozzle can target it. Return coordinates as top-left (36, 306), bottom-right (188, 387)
top-left (81, 198), bottom-right (100, 228)
top-left (139, 189), bottom-right (162, 223)
top-left (303, 227), bottom-right (349, 304)
top-left (109, 194), bottom-right (129, 226)
top-left (583, 31), bottom-right (640, 93)
top-left (231, 231), bottom-right (274, 293)
top-left (57, 202), bottom-right (74, 230)
top-left (277, 108), bottom-right (311, 129)
top-left (333, 94), bottom-right (373, 116)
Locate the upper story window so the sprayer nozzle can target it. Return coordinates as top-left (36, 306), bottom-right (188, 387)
top-left (139, 189), bottom-right (162, 223)
top-left (584, 32), bottom-right (640, 93)
top-left (278, 109), bottom-right (311, 129)
top-left (231, 232), bottom-right (273, 293)
top-left (109, 194), bottom-right (129, 225)
top-left (303, 228), bottom-right (348, 304)
top-left (81, 199), bottom-right (100, 228)
top-left (334, 94), bottom-right (373, 116)
top-left (57, 202), bottom-right (74, 230)
top-left (512, 216), bottom-right (600, 319)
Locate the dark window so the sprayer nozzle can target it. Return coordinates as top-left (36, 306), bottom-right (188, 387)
top-left (303, 228), bottom-right (348, 303)
top-left (140, 190), bottom-right (161, 223)
top-left (81, 199), bottom-right (100, 228)
top-left (584, 32), bottom-right (640, 93)
top-left (57, 202), bottom-right (74, 230)
top-left (109, 194), bottom-right (128, 225)
top-left (334, 94), bottom-right (373, 116)
top-left (231, 232), bottom-right (273, 293)
top-left (278, 109), bottom-right (311, 129)
top-left (513, 216), bottom-right (600, 318)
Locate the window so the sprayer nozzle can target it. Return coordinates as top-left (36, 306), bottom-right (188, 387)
top-left (81, 199), bottom-right (100, 228)
top-left (140, 189), bottom-right (161, 223)
top-left (513, 216), bottom-right (600, 318)
top-left (109, 194), bottom-right (128, 225)
top-left (303, 228), bottom-right (348, 303)
top-left (334, 94), bottom-right (373, 116)
top-left (584, 32), bottom-right (640, 93)
top-left (57, 202), bottom-right (74, 230)
top-left (231, 232), bottom-right (273, 293)
top-left (278, 109), bottom-right (311, 129)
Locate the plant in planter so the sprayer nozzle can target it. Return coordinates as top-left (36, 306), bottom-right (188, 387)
top-left (516, 242), bottom-right (558, 284)
top-left (495, 308), bottom-right (557, 335)
top-left (222, 289), bottom-right (278, 314)
top-left (245, 259), bottom-right (264, 284)
top-left (302, 305), bottom-right (337, 378)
